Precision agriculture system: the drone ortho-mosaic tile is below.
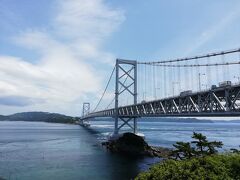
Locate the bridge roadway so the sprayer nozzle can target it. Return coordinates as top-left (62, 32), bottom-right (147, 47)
top-left (82, 84), bottom-right (240, 119)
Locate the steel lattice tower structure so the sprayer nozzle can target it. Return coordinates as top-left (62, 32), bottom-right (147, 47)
top-left (114, 59), bottom-right (138, 135)
top-left (82, 102), bottom-right (90, 117)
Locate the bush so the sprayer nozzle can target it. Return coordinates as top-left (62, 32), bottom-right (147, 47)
top-left (136, 153), bottom-right (240, 180)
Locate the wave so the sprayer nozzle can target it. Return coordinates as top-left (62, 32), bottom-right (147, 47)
top-left (92, 125), bottom-right (113, 128)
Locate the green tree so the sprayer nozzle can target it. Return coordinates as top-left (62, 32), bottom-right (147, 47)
top-left (191, 132), bottom-right (208, 155)
top-left (172, 142), bottom-right (195, 160)
top-left (171, 132), bottom-right (223, 160)
top-left (206, 140), bottom-right (223, 155)
top-left (191, 132), bottom-right (223, 156)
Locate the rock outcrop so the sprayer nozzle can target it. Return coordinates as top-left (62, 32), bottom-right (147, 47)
top-left (102, 133), bottom-right (172, 158)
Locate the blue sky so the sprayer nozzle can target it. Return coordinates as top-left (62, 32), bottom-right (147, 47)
top-left (0, 0), bottom-right (240, 116)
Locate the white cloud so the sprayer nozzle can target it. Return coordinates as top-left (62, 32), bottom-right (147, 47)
top-left (0, 0), bottom-right (125, 115)
top-left (184, 10), bottom-right (240, 55)
top-left (54, 0), bottom-right (124, 41)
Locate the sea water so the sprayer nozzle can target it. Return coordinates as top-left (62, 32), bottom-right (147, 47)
top-left (0, 119), bottom-right (240, 180)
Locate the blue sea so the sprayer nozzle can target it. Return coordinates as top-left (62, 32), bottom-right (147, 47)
top-left (0, 119), bottom-right (240, 180)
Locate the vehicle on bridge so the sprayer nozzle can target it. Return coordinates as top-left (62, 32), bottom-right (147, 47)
top-left (219, 81), bottom-right (231, 87)
top-left (211, 85), bottom-right (217, 90)
top-left (180, 90), bottom-right (192, 97)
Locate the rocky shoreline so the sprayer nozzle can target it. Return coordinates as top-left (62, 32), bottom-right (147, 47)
top-left (102, 132), bottom-right (172, 158)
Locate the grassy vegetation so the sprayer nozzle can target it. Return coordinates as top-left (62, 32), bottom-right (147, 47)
top-left (136, 132), bottom-right (240, 180)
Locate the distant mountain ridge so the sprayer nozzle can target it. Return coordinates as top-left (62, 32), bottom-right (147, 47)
top-left (0, 115), bottom-right (6, 121)
top-left (0, 112), bottom-right (79, 124)
top-left (95, 117), bottom-right (240, 123)
top-left (212, 120), bottom-right (240, 123)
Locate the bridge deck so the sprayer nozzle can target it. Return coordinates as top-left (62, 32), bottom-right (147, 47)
top-left (81, 84), bottom-right (240, 119)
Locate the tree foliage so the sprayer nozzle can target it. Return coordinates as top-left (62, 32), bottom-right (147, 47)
top-left (135, 132), bottom-right (240, 180)
top-left (136, 153), bottom-right (240, 180)
top-left (171, 132), bottom-right (223, 160)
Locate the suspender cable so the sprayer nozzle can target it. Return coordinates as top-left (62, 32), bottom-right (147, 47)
top-left (141, 65), bottom-right (144, 102)
top-left (153, 65), bottom-right (156, 99)
top-left (221, 55), bottom-right (225, 81)
top-left (153, 65), bottom-right (155, 99)
top-left (185, 61), bottom-right (188, 90)
top-left (170, 62), bottom-right (173, 95)
top-left (216, 59), bottom-right (219, 85)
top-left (150, 65), bottom-right (153, 99)
top-left (239, 52), bottom-right (240, 81)
top-left (195, 59), bottom-right (199, 91)
top-left (190, 62), bottom-right (194, 90)
top-left (149, 65), bottom-right (151, 99)
top-left (178, 61), bottom-right (181, 93)
top-left (105, 97), bottom-right (115, 110)
top-left (161, 66), bottom-right (163, 98)
top-left (164, 65), bottom-right (166, 97)
top-left (137, 65), bottom-right (140, 102)
top-left (206, 57), bottom-right (211, 87)
top-left (168, 65), bottom-right (171, 97)
top-left (173, 62), bottom-right (175, 89)
top-left (157, 65), bottom-right (160, 98)
top-left (225, 55), bottom-right (230, 80)
top-left (161, 66), bottom-right (164, 98)
top-left (144, 65), bottom-right (147, 100)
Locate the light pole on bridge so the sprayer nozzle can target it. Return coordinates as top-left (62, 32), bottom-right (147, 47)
top-left (202, 84), bottom-right (208, 90)
top-left (172, 82), bottom-right (179, 96)
top-left (198, 73), bottom-right (206, 91)
top-left (234, 76), bottom-right (240, 84)
top-left (155, 87), bottom-right (161, 99)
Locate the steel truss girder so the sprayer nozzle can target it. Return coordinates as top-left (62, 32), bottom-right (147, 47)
top-left (83, 85), bottom-right (240, 119)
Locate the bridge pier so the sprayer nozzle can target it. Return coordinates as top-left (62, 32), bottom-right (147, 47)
top-left (133, 117), bottom-right (137, 134)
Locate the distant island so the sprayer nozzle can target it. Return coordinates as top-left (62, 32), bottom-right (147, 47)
top-left (0, 112), bottom-right (79, 124)
top-left (138, 117), bottom-right (214, 123)
top-left (0, 112), bottom-right (239, 124)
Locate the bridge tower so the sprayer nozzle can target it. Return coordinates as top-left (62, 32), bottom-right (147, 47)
top-left (114, 59), bottom-right (138, 135)
top-left (80, 102), bottom-right (91, 126)
top-left (82, 102), bottom-right (90, 117)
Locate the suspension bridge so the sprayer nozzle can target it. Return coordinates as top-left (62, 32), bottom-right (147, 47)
top-left (80, 48), bottom-right (240, 137)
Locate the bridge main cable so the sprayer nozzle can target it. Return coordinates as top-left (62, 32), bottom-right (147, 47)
top-left (92, 66), bottom-right (116, 113)
top-left (149, 61), bottom-right (240, 67)
top-left (137, 48), bottom-right (240, 64)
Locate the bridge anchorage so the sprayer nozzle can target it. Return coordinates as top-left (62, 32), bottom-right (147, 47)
top-left (80, 48), bottom-right (240, 139)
